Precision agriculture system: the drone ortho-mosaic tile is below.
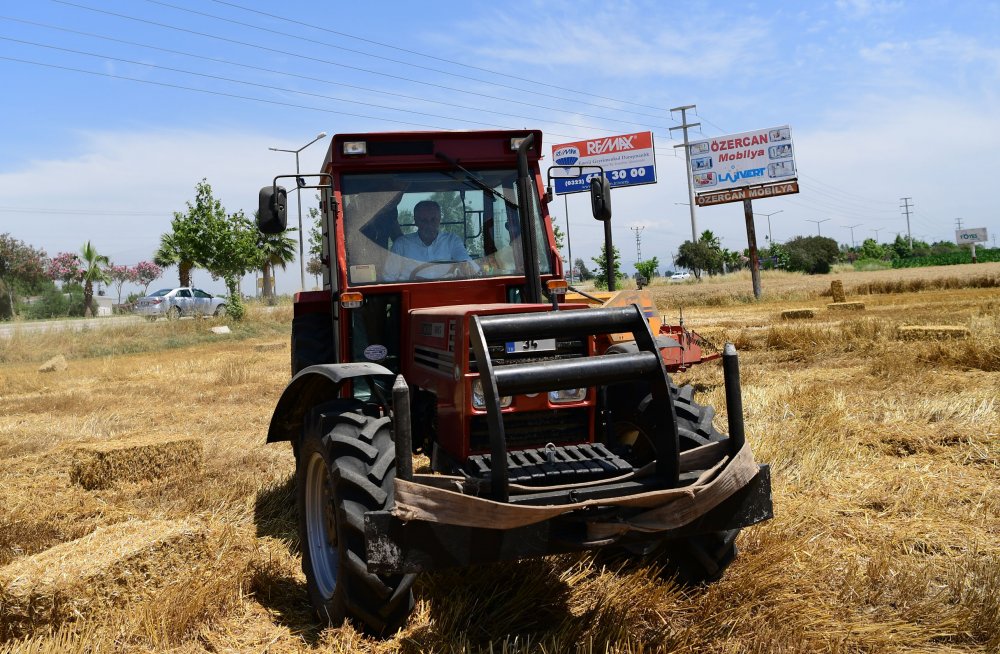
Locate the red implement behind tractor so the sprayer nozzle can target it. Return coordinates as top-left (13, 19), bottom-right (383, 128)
top-left (258, 129), bottom-right (771, 635)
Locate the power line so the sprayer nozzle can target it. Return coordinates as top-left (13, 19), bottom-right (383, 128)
top-left (202, 0), bottom-right (674, 115)
top-left (6, 35), bottom-right (680, 138)
top-left (0, 16), bottom-right (673, 135)
top-left (53, 0), bottom-right (678, 126)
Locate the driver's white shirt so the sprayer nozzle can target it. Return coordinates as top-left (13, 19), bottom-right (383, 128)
top-left (383, 231), bottom-right (472, 280)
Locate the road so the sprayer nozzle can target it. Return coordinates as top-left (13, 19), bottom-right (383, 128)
top-left (0, 315), bottom-right (144, 339)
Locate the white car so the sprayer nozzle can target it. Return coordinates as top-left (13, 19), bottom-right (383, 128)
top-left (669, 271), bottom-right (691, 281)
top-left (134, 287), bottom-right (227, 320)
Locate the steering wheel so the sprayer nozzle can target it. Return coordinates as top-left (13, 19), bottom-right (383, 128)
top-left (409, 260), bottom-right (468, 280)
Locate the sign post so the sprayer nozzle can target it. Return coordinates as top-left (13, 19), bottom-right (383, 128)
top-left (689, 125), bottom-right (799, 299)
top-left (743, 199), bottom-right (762, 298)
top-left (956, 228), bottom-right (988, 263)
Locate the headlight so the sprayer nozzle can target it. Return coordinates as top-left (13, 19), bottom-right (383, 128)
top-left (549, 388), bottom-right (586, 404)
top-left (472, 379), bottom-right (512, 409)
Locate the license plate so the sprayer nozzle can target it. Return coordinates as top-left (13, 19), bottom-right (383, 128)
top-left (505, 338), bottom-right (556, 354)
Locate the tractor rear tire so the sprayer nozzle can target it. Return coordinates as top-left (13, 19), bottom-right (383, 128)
top-left (291, 312), bottom-right (334, 376)
top-left (297, 406), bottom-right (415, 635)
top-left (607, 381), bottom-right (739, 584)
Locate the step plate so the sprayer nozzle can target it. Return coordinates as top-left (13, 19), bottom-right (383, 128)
top-left (465, 442), bottom-right (633, 486)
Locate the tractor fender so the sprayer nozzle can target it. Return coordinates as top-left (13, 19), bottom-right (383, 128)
top-left (266, 363), bottom-right (393, 443)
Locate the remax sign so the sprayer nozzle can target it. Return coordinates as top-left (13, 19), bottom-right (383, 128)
top-left (550, 131), bottom-right (657, 195)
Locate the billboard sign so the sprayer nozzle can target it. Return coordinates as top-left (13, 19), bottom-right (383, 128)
top-left (955, 228), bottom-right (988, 244)
top-left (689, 126), bottom-right (798, 197)
top-left (551, 131), bottom-right (656, 195)
top-left (696, 181), bottom-right (799, 207)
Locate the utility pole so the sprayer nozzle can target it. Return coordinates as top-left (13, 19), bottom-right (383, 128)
top-left (955, 217), bottom-right (963, 230)
top-left (806, 218), bottom-right (830, 236)
top-left (754, 210), bottom-right (783, 244)
top-left (900, 197), bottom-right (913, 249)
top-left (630, 226), bottom-right (644, 263)
top-left (670, 105), bottom-right (701, 242)
top-left (843, 224), bottom-right (862, 249)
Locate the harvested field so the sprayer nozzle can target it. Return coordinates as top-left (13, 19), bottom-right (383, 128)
top-left (0, 266), bottom-right (997, 652)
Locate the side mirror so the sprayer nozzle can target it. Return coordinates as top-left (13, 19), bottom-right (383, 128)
top-left (257, 186), bottom-right (288, 233)
top-left (590, 175), bottom-right (612, 221)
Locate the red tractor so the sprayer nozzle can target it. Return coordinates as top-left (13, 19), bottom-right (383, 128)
top-left (258, 130), bottom-right (771, 635)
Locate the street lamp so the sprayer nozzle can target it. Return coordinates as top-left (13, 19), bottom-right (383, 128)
top-left (753, 210), bottom-right (783, 243)
top-left (806, 218), bottom-right (830, 236)
top-left (269, 131), bottom-right (328, 291)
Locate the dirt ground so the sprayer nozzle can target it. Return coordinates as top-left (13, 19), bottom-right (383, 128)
top-left (0, 264), bottom-right (997, 653)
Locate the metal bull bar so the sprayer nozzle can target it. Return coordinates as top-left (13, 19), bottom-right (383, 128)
top-left (469, 305), bottom-right (680, 502)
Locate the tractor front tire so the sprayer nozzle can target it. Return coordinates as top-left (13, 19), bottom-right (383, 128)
top-left (607, 381), bottom-right (739, 585)
top-left (297, 407), bottom-right (415, 635)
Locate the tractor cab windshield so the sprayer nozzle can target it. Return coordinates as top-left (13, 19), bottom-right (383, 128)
top-left (340, 168), bottom-right (551, 285)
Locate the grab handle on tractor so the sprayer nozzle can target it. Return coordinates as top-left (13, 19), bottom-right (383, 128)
top-left (470, 305), bottom-right (680, 502)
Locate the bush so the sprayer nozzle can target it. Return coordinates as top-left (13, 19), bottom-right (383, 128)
top-left (785, 236), bottom-right (840, 274)
top-left (853, 258), bottom-right (893, 272)
top-left (24, 287), bottom-right (72, 319)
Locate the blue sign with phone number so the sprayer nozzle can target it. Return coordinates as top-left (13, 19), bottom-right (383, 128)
top-left (553, 165), bottom-right (657, 195)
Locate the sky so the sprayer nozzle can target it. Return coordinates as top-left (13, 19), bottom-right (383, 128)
top-left (1, 0), bottom-right (998, 297)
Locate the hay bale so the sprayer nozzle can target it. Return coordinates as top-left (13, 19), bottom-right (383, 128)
top-left (70, 436), bottom-right (203, 490)
top-left (781, 308), bottom-right (820, 320)
top-left (830, 279), bottom-right (846, 303)
top-left (827, 301), bottom-right (865, 311)
top-left (0, 519), bottom-right (212, 639)
top-left (897, 325), bottom-right (971, 340)
top-left (37, 355), bottom-right (67, 373)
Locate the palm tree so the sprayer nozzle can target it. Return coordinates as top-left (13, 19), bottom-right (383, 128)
top-left (80, 241), bottom-right (110, 318)
top-left (153, 232), bottom-right (195, 288)
top-left (256, 223), bottom-right (298, 302)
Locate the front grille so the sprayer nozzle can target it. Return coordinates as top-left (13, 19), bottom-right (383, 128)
top-left (470, 408), bottom-right (588, 451)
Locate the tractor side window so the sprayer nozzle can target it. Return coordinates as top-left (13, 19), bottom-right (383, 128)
top-left (348, 293), bottom-right (401, 402)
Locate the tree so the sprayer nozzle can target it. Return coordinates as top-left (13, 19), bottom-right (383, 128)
top-left (257, 222), bottom-right (298, 302)
top-left (784, 236), bottom-right (840, 274)
top-left (858, 238), bottom-right (887, 261)
top-left (0, 234), bottom-right (48, 319)
top-left (760, 242), bottom-right (789, 270)
top-left (79, 241), bottom-right (111, 317)
top-left (48, 252), bottom-right (83, 285)
top-left (154, 231), bottom-right (195, 288)
top-left (308, 200), bottom-right (323, 285)
top-left (552, 224), bottom-right (565, 252)
top-left (106, 263), bottom-right (135, 305)
top-left (591, 246), bottom-right (624, 290)
top-left (172, 180), bottom-right (262, 320)
top-left (132, 261), bottom-right (163, 297)
top-left (573, 257), bottom-right (592, 281)
top-left (635, 256), bottom-right (659, 284)
top-left (676, 241), bottom-right (722, 279)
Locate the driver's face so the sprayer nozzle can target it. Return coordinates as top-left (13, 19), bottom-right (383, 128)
top-left (414, 205), bottom-right (441, 244)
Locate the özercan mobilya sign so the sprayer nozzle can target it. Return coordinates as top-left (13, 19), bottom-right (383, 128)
top-left (955, 228), bottom-right (988, 244)
top-left (689, 126), bottom-right (797, 194)
top-left (551, 131), bottom-right (656, 195)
